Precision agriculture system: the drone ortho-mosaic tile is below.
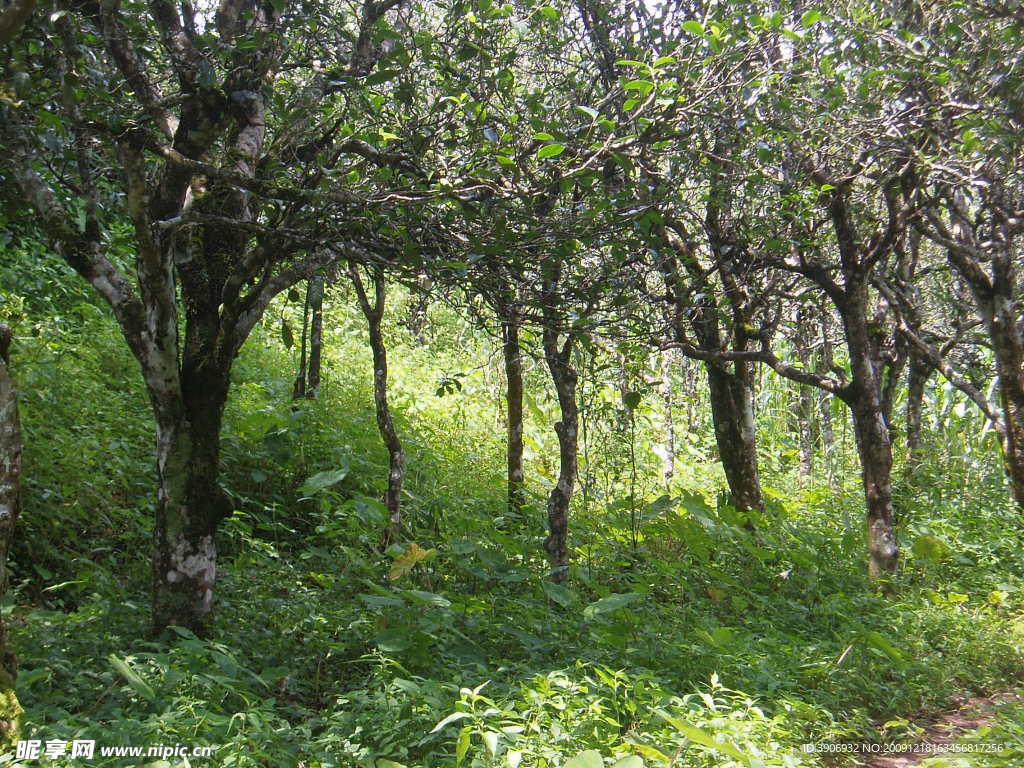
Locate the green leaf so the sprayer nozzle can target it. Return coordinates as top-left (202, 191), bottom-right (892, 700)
top-left (583, 592), bottom-right (642, 620)
top-left (377, 761), bottom-right (407, 768)
top-left (301, 468), bottom-right (348, 491)
top-left (655, 710), bottom-right (751, 765)
top-left (482, 731), bottom-right (500, 756)
top-left (389, 543), bottom-right (438, 581)
top-left (800, 9), bottom-right (823, 27)
top-left (507, 752), bottom-right (523, 768)
top-left (564, 750), bottom-right (603, 768)
top-left (911, 535), bottom-right (950, 565)
top-left (611, 758), bottom-right (644, 768)
top-left (682, 20), bottom-right (704, 35)
top-left (623, 391), bottom-right (642, 410)
top-left (109, 654), bottom-right (156, 701)
top-left (543, 580), bottom-right (575, 607)
top-left (629, 744), bottom-right (669, 762)
top-left (575, 105), bottom-right (599, 120)
top-left (431, 711), bottom-right (472, 733)
top-left (623, 79), bottom-right (654, 96)
top-left (862, 631), bottom-right (907, 668)
top-left (537, 143), bottom-right (565, 159)
top-left (456, 727), bottom-right (471, 766)
top-left (402, 589), bottom-right (451, 608)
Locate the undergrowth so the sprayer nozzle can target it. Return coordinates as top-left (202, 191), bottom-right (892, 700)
top-left (4, 291), bottom-right (1024, 767)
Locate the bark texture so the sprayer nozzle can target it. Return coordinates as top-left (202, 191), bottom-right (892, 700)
top-left (657, 223), bottom-right (765, 514)
top-left (0, 327), bottom-right (23, 749)
top-left (293, 276), bottom-right (324, 399)
top-left (905, 354), bottom-right (929, 472)
top-left (542, 327), bottom-right (578, 583)
top-left (350, 264), bottom-right (405, 544)
top-left (705, 363), bottom-right (764, 512)
top-left (502, 313), bottom-right (526, 516)
top-left (841, 290), bottom-right (899, 579)
top-left (660, 349), bottom-right (676, 488)
top-left (540, 259), bottom-right (579, 583)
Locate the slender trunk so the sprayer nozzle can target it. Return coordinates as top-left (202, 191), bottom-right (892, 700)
top-left (0, 327), bottom-right (24, 748)
top-left (796, 383), bottom-right (814, 482)
top-left (660, 349), bottom-right (675, 488)
top-left (683, 357), bottom-right (698, 432)
top-left (795, 309), bottom-right (816, 482)
top-left (350, 265), bottom-right (404, 544)
top-left (293, 284), bottom-right (310, 400)
top-left (841, 289), bottom-right (899, 580)
top-left (307, 275), bottom-right (324, 397)
top-left (542, 331), bottom-right (578, 583)
top-left (905, 353), bottom-right (929, 472)
top-left (818, 315), bottom-right (838, 488)
top-left (502, 313), bottom-right (525, 516)
top-left (705, 362), bottom-right (764, 513)
top-left (293, 276), bottom-right (324, 399)
top-left (151, 369), bottom-right (233, 636)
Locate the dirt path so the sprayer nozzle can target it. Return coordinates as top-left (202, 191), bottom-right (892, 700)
top-left (860, 691), bottom-right (1018, 767)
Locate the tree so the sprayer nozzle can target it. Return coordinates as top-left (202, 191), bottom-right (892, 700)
top-left (293, 276), bottom-right (326, 401)
top-left (349, 263), bottom-right (405, 546)
top-left (3, 0), bottom-right (432, 634)
top-left (0, 326), bottom-right (23, 748)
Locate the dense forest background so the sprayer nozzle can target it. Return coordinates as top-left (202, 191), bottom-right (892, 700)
top-left (1, 0), bottom-right (1024, 766)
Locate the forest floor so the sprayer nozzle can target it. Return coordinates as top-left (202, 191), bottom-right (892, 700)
top-left (859, 691), bottom-right (1020, 767)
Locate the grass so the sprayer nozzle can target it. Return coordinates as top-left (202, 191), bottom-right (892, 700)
top-left (4, 290), bottom-right (1024, 767)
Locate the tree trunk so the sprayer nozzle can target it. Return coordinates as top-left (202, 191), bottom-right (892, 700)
top-left (818, 315), bottom-right (838, 488)
top-left (705, 362), bottom-right (764, 513)
top-left (293, 284), bottom-right (310, 400)
top-left (794, 309), bottom-right (816, 482)
top-left (0, 327), bottom-right (24, 749)
top-left (350, 265), bottom-right (404, 544)
top-left (542, 331), bottom-right (578, 583)
top-left (307, 275), bottom-right (324, 397)
top-left (660, 349), bottom-right (675, 488)
top-left (502, 313), bottom-right (525, 516)
top-left (151, 369), bottom-right (233, 637)
top-left (905, 353), bottom-right (929, 473)
top-left (942, 197), bottom-right (1024, 507)
top-left (989, 298), bottom-right (1024, 508)
top-left (841, 290), bottom-right (899, 580)
top-left (293, 276), bottom-right (324, 400)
